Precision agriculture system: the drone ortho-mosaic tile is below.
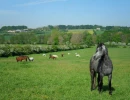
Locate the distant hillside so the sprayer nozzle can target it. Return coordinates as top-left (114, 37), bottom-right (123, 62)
top-left (67, 29), bottom-right (104, 35)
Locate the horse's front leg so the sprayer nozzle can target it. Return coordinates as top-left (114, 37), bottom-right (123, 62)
top-left (98, 73), bottom-right (103, 93)
top-left (93, 72), bottom-right (96, 89)
top-left (108, 74), bottom-right (112, 95)
top-left (97, 73), bottom-right (100, 90)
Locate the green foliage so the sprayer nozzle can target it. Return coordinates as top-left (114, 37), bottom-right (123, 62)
top-left (51, 45), bottom-right (58, 52)
top-left (0, 25), bottom-right (27, 31)
top-left (85, 34), bottom-right (93, 47)
top-left (105, 42), bottom-right (119, 48)
top-left (0, 25), bottom-right (130, 46)
top-left (9, 33), bottom-right (38, 44)
top-left (57, 25), bottom-right (103, 29)
top-left (0, 44), bottom-right (11, 57)
top-left (0, 44), bottom-right (88, 57)
top-left (0, 35), bottom-right (5, 43)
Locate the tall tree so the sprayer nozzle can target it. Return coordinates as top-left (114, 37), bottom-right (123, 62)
top-left (47, 28), bottom-right (59, 45)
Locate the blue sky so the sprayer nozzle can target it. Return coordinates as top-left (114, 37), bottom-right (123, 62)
top-left (0, 0), bottom-right (130, 28)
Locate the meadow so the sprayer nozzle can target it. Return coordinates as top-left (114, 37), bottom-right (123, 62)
top-left (0, 47), bottom-right (130, 100)
top-left (67, 29), bottom-right (104, 34)
top-left (68, 29), bottom-right (94, 34)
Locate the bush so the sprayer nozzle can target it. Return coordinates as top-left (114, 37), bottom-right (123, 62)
top-left (105, 42), bottom-right (118, 48)
top-left (0, 45), bottom-right (11, 57)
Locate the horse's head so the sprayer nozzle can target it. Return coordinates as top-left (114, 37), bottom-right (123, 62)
top-left (93, 43), bottom-right (108, 60)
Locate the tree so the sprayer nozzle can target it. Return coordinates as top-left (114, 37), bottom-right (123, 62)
top-left (10, 33), bottom-right (37, 44)
top-left (48, 25), bottom-right (54, 30)
top-left (70, 33), bottom-right (84, 44)
top-left (85, 34), bottom-right (93, 47)
top-left (0, 25), bottom-right (28, 31)
top-left (47, 28), bottom-right (59, 45)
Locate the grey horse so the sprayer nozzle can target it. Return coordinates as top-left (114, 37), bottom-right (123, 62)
top-left (90, 43), bottom-right (113, 95)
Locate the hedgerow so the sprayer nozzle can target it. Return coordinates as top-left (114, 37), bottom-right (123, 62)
top-left (0, 44), bottom-right (88, 57)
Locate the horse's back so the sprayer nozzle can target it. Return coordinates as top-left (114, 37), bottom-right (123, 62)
top-left (16, 55), bottom-right (29, 62)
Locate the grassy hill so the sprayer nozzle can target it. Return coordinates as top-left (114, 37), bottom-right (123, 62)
top-left (67, 29), bottom-right (104, 35)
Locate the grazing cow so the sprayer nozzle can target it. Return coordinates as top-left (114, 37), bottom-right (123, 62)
top-left (43, 54), bottom-right (46, 57)
top-left (76, 54), bottom-right (80, 57)
top-left (90, 43), bottom-right (113, 95)
top-left (49, 54), bottom-right (58, 59)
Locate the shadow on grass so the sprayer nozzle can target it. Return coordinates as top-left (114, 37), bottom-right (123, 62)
top-left (102, 85), bottom-right (115, 92)
top-left (92, 85), bottom-right (115, 94)
top-left (18, 62), bottom-right (33, 68)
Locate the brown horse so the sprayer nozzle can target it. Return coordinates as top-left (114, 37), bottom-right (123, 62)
top-left (16, 55), bottom-right (30, 62)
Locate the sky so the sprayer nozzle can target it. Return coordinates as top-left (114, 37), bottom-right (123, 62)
top-left (0, 0), bottom-right (130, 28)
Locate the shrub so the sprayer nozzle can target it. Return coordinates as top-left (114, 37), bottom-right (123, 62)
top-left (0, 44), bottom-right (89, 57)
top-left (105, 42), bottom-right (118, 48)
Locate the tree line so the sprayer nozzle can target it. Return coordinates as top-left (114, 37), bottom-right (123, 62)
top-left (45, 25), bottom-right (130, 31)
top-left (0, 25), bottom-right (28, 31)
top-left (1, 25), bottom-right (130, 31)
top-left (0, 27), bottom-right (130, 47)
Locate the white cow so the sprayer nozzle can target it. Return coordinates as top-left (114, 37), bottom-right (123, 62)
top-left (76, 54), bottom-right (80, 57)
top-left (52, 55), bottom-right (58, 58)
top-left (43, 54), bottom-right (46, 57)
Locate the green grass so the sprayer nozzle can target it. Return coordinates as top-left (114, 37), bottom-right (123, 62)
top-left (94, 30), bottom-right (105, 35)
top-left (67, 29), bottom-right (104, 35)
top-left (0, 47), bottom-right (130, 100)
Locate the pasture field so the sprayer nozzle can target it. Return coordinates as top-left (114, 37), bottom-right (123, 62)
top-left (68, 29), bottom-right (94, 34)
top-left (67, 29), bottom-right (104, 35)
top-left (0, 47), bottom-right (130, 100)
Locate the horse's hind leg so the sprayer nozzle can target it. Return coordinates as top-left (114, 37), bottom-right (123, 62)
top-left (108, 74), bottom-right (112, 95)
top-left (97, 73), bottom-right (100, 89)
top-left (93, 72), bottom-right (96, 89)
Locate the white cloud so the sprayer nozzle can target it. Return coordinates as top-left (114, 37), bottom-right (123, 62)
top-left (15, 0), bottom-right (67, 7)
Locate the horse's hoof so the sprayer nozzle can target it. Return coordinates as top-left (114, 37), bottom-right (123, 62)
top-left (99, 91), bottom-right (101, 94)
top-left (109, 92), bottom-right (112, 95)
top-left (98, 89), bottom-right (102, 94)
top-left (91, 88), bottom-right (95, 91)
